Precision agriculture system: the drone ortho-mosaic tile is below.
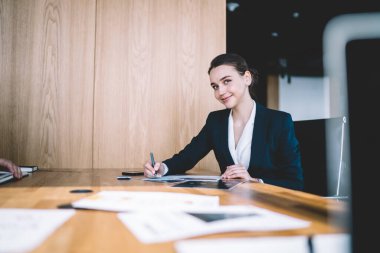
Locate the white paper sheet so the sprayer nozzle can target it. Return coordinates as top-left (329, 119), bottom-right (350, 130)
top-left (143, 175), bottom-right (221, 182)
top-left (0, 209), bottom-right (75, 253)
top-left (118, 205), bottom-right (310, 243)
top-left (174, 232), bottom-right (351, 253)
top-left (175, 236), bottom-right (309, 253)
top-left (313, 233), bottom-right (351, 253)
top-left (71, 191), bottom-right (220, 212)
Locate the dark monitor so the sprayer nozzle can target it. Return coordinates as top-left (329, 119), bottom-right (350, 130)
top-left (324, 12), bottom-right (380, 253)
top-left (294, 116), bottom-right (349, 198)
top-left (294, 118), bottom-right (329, 196)
top-left (346, 37), bottom-right (380, 253)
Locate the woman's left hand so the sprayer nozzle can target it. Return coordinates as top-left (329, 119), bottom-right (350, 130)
top-left (221, 164), bottom-right (264, 183)
top-left (221, 164), bottom-right (251, 181)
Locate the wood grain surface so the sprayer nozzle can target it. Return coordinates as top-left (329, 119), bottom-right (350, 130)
top-left (0, 169), bottom-right (349, 253)
top-left (0, 0), bottom-right (96, 168)
top-left (0, 0), bottom-right (225, 172)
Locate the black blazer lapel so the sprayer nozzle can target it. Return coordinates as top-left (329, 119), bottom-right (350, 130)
top-left (217, 109), bottom-right (234, 170)
top-left (249, 104), bottom-right (268, 170)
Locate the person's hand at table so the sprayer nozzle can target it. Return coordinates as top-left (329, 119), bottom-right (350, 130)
top-left (221, 164), bottom-right (263, 183)
top-left (0, 158), bottom-right (22, 179)
top-left (143, 160), bottom-right (165, 178)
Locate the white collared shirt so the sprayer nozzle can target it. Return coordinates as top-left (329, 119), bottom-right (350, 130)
top-left (228, 101), bottom-right (256, 169)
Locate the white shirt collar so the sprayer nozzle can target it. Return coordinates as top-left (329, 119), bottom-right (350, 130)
top-left (228, 101), bottom-right (256, 169)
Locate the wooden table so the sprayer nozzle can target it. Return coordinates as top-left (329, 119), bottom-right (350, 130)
top-left (0, 168), bottom-right (349, 253)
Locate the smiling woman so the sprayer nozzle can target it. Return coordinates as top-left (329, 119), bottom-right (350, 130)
top-left (143, 53), bottom-right (303, 190)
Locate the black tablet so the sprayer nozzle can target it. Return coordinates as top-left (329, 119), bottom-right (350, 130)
top-left (171, 180), bottom-right (243, 190)
top-left (122, 171), bottom-right (144, 176)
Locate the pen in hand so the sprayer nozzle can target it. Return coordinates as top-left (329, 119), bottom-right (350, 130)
top-left (150, 152), bottom-right (156, 176)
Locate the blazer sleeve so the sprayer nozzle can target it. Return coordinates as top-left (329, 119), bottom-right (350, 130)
top-left (262, 113), bottom-right (303, 190)
top-left (163, 114), bottom-right (213, 175)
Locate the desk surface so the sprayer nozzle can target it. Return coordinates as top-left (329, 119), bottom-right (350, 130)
top-left (0, 168), bottom-right (348, 253)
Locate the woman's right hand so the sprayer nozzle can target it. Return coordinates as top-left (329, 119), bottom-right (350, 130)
top-left (143, 160), bottom-right (165, 178)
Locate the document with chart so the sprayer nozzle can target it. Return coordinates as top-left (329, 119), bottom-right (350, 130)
top-left (118, 205), bottom-right (310, 243)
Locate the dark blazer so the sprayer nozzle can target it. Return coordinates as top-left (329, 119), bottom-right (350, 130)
top-left (164, 103), bottom-right (303, 190)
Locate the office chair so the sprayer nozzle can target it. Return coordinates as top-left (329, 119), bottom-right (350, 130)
top-left (294, 116), bottom-right (349, 199)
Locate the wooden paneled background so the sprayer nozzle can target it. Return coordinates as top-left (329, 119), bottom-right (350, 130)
top-left (0, 0), bottom-right (225, 172)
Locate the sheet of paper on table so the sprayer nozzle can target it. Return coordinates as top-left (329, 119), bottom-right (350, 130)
top-left (71, 190), bottom-right (220, 212)
top-left (175, 236), bottom-right (309, 253)
top-left (174, 233), bottom-right (351, 253)
top-left (118, 205), bottom-right (310, 244)
top-left (0, 209), bottom-right (75, 253)
top-left (143, 175), bottom-right (221, 182)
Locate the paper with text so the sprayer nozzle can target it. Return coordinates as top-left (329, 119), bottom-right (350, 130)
top-left (118, 205), bottom-right (310, 243)
top-left (143, 175), bottom-right (221, 182)
top-left (0, 209), bottom-right (75, 253)
top-left (71, 191), bottom-right (219, 212)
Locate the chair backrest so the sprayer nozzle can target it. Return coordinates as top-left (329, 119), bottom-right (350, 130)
top-left (294, 116), bottom-right (349, 198)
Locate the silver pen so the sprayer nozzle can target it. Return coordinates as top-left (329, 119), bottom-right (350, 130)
top-left (150, 152), bottom-right (157, 176)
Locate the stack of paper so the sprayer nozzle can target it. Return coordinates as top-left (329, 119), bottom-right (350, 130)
top-left (0, 171), bottom-right (15, 184)
top-left (20, 165), bottom-right (38, 173)
top-left (0, 171), bottom-right (29, 184)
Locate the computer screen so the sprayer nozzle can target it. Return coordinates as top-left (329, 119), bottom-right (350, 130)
top-left (294, 117), bottom-right (349, 197)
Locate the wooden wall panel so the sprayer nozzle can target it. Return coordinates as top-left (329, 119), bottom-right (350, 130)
top-left (176, 0), bottom-right (225, 174)
top-left (267, 74), bottom-right (279, 110)
top-left (0, 0), bottom-right (15, 161)
top-left (1, 0), bottom-right (225, 172)
top-left (93, 0), bottom-right (225, 172)
top-left (0, 0), bottom-right (95, 168)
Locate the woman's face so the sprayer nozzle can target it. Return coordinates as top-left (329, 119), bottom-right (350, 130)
top-left (209, 65), bottom-right (251, 109)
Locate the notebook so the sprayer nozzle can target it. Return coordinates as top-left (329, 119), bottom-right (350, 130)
top-left (0, 171), bottom-right (29, 184)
